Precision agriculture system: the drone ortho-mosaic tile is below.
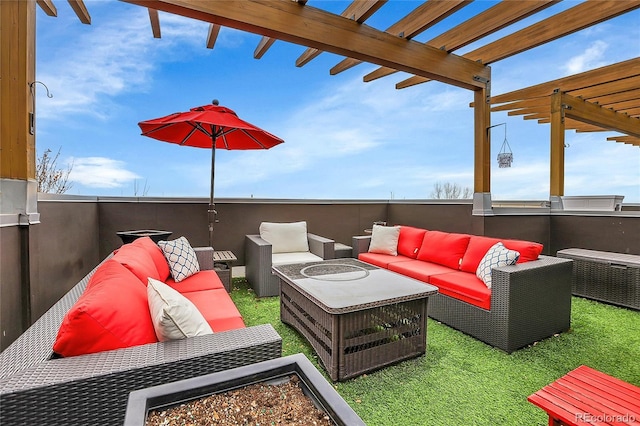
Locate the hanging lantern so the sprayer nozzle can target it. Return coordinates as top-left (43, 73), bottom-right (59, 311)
top-left (496, 123), bottom-right (513, 168)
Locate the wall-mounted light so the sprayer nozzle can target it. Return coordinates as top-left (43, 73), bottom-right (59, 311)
top-left (29, 81), bottom-right (53, 135)
top-left (488, 122), bottom-right (513, 168)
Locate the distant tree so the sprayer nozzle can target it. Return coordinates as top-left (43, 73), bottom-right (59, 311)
top-left (430, 182), bottom-right (472, 199)
top-left (36, 148), bottom-right (73, 194)
top-left (133, 179), bottom-right (150, 196)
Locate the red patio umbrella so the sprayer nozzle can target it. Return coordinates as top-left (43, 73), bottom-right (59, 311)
top-left (138, 100), bottom-right (284, 247)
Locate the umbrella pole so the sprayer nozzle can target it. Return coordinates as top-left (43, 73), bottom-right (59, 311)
top-left (208, 133), bottom-right (216, 248)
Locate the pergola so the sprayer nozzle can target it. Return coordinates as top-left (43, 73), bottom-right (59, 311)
top-left (1, 0), bottom-right (639, 223)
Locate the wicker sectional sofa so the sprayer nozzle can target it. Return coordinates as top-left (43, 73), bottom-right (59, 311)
top-left (0, 238), bottom-right (282, 425)
top-left (353, 226), bottom-right (573, 353)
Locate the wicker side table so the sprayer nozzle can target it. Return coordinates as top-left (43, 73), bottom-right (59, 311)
top-left (557, 248), bottom-right (640, 310)
top-left (213, 250), bottom-right (237, 292)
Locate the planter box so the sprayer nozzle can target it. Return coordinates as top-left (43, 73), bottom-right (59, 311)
top-left (560, 196), bottom-right (624, 211)
top-left (124, 353), bottom-right (365, 426)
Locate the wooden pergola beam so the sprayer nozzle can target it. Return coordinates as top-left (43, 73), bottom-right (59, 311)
top-left (330, 0), bottom-right (470, 76)
top-left (490, 59), bottom-right (640, 105)
top-left (36, 0), bottom-right (57, 16)
top-left (253, 0), bottom-right (307, 59)
top-left (68, 0), bottom-right (91, 24)
top-left (295, 0), bottom-right (386, 67)
top-left (364, 0), bottom-right (558, 83)
top-left (206, 24), bottom-right (221, 49)
top-left (148, 8), bottom-right (161, 38)
top-left (562, 93), bottom-right (640, 138)
top-left (397, 0), bottom-right (640, 89)
top-left (121, 0), bottom-right (489, 90)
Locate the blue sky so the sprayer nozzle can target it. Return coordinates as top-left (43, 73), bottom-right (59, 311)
top-left (35, 1), bottom-right (640, 202)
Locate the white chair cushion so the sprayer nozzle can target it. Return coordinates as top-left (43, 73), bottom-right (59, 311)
top-left (272, 252), bottom-right (323, 266)
top-left (259, 221), bottom-right (310, 254)
top-left (147, 278), bottom-right (213, 341)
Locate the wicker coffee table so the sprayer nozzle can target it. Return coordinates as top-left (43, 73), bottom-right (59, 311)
top-left (272, 258), bottom-right (438, 381)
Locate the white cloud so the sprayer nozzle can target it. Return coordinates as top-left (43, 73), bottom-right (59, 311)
top-left (35, 7), bottom-right (223, 121)
top-left (562, 40), bottom-right (609, 75)
top-left (69, 157), bottom-right (139, 188)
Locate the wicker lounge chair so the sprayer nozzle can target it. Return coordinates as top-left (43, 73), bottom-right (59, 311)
top-left (245, 221), bottom-right (336, 297)
top-left (0, 249), bottom-right (282, 425)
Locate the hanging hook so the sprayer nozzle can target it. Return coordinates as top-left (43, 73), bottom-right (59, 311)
top-left (29, 81), bottom-right (53, 135)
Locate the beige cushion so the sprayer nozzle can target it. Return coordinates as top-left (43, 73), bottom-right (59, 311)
top-left (369, 225), bottom-right (401, 256)
top-left (147, 277), bottom-right (213, 341)
top-left (259, 221), bottom-right (309, 254)
top-left (272, 252), bottom-right (323, 266)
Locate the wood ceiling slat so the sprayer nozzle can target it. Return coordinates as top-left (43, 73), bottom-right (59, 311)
top-left (601, 98), bottom-right (640, 111)
top-left (36, 0), bottom-right (57, 16)
top-left (490, 96), bottom-right (549, 112)
top-left (330, 0), bottom-right (470, 76)
top-left (67, 0), bottom-right (91, 24)
top-left (562, 92), bottom-right (640, 138)
top-left (123, 0), bottom-right (489, 90)
top-left (148, 8), bottom-right (161, 38)
top-left (489, 58), bottom-right (640, 105)
top-left (364, 0), bottom-right (558, 83)
top-left (608, 136), bottom-right (640, 147)
top-left (397, 0), bottom-right (640, 89)
top-left (569, 76), bottom-right (640, 100)
top-left (296, 0), bottom-right (387, 67)
top-left (253, 0), bottom-right (308, 59)
top-left (206, 24), bottom-right (221, 49)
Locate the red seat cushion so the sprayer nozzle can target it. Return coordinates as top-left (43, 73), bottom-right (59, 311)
top-left (53, 260), bottom-right (158, 357)
top-left (112, 243), bottom-right (160, 284)
top-left (430, 272), bottom-right (491, 310)
top-left (165, 270), bottom-right (225, 293)
top-left (358, 252), bottom-right (413, 269)
top-left (182, 288), bottom-right (246, 332)
top-left (131, 236), bottom-right (171, 281)
top-left (417, 231), bottom-right (471, 270)
top-left (388, 260), bottom-right (454, 283)
top-left (397, 226), bottom-right (428, 259)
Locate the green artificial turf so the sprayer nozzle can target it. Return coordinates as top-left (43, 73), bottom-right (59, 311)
top-left (229, 278), bottom-right (640, 426)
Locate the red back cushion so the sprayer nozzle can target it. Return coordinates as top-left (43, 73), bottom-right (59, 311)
top-left (53, 260), bottom-right (158, 357)
top-left (112, 242), bottom-right (160, 284)
top-left (416, 231), bottom-right (471, 270)
top-left (502, 239), bottom-right (543, 263)
top-left (460, 236), bottom-right (501, 273)
top-left (131, 237), bottom-right (171, 281)
top-left (397, 226), bottom-right (427, 259)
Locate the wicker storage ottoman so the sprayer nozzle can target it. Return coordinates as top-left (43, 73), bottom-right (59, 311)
top-left (557, 248), bottom-right (640, 310)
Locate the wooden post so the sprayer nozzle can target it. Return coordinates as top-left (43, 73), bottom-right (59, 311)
top-left (1, 1), bottom-right (36, 182)
top-left (550, 91), bottom-right (565, 198)
top-left (473, 85), bottom-right (493, 215)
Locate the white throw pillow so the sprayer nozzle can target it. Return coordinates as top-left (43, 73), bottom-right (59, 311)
top-left (147, 277), bottom-right (213, 341)
top-left (368, 225), bottom-right (401, 256)
top-left (259, 221), bottom-right (309, 254)
top-left (158, 236), bottom-right (200, 283)
top-left (476, 242), bottom-right (520, 289)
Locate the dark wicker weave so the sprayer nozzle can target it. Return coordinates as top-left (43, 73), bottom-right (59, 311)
top-left (274, 259), bottom-right (437, 381)
top-left (428, 255), bottom-right (573, 353)
top-left (0, 247), bottom-right (282, 425)
top-left (557, 248), bottom-right (640, 310)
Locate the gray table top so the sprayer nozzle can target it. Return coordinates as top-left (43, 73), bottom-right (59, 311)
top-left (272, 258), bottom-right (438, 313)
